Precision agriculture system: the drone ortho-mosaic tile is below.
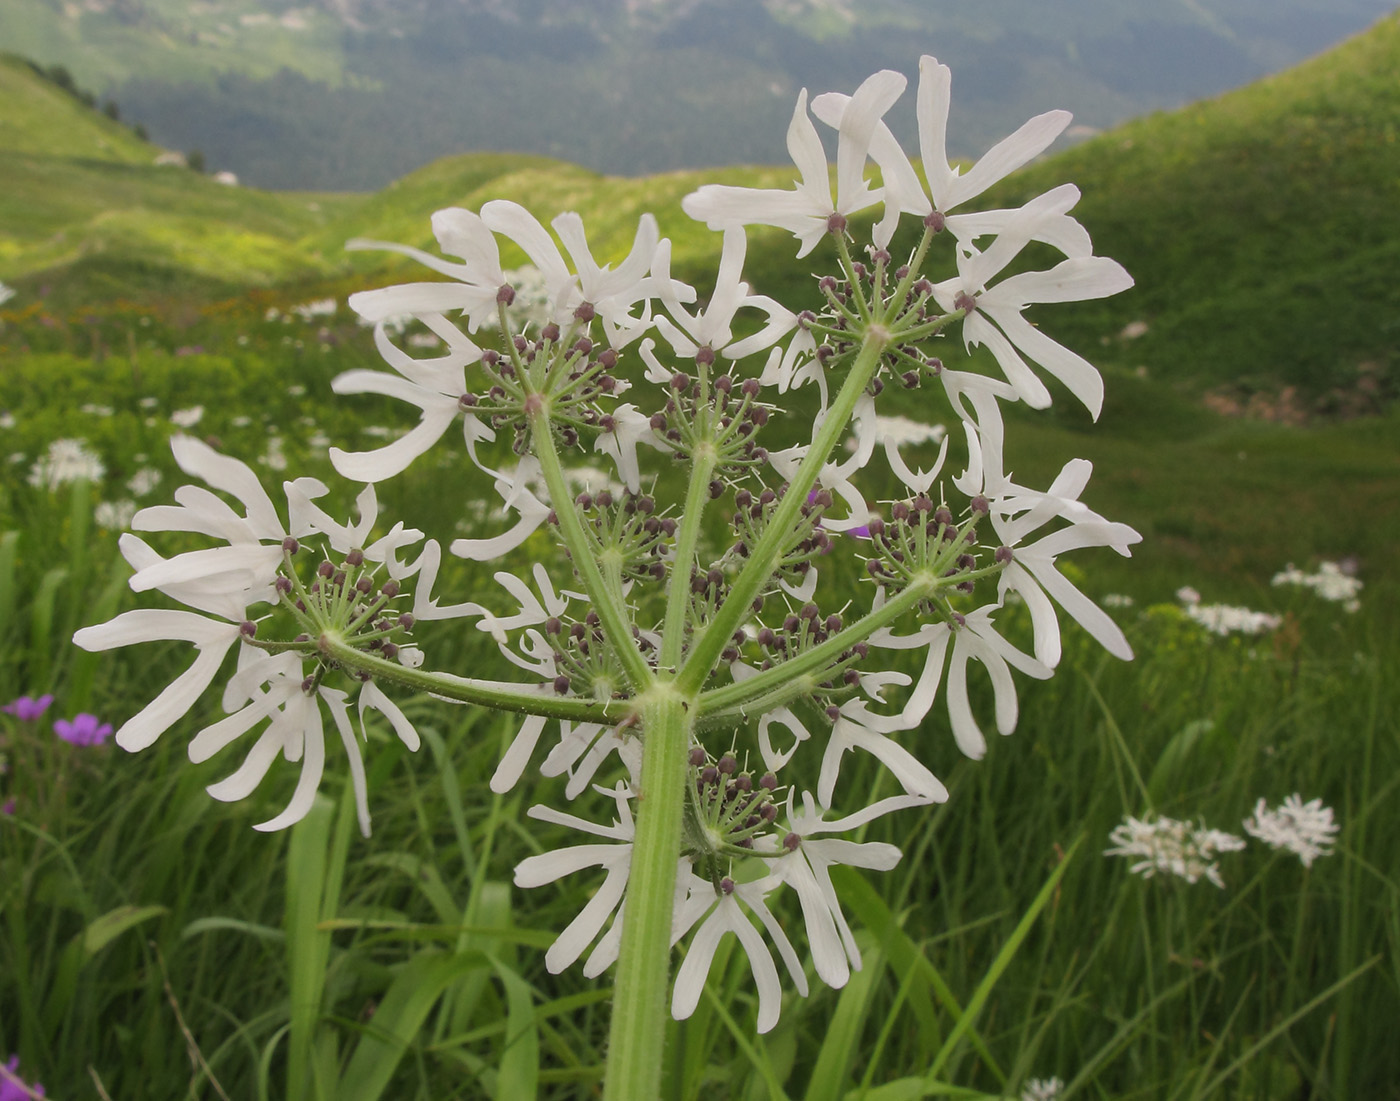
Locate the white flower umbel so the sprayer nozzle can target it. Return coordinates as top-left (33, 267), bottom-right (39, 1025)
top-left (1243, 794), bottom-right (1339, 867)
top-left (74, 53), bottom-right (1142, 1096)
top-left (1272, 561), bottom-right (1362, 612)
top-left (28, 438), bottom-right (105, 489)
top-left (1105, 814), bottom-right (1247, 888)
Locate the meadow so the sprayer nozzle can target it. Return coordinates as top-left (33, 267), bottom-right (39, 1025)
top-left (0, 283), bottom-right (1396, 1100)
top-left (3, 16), bottom-right (1400, 1100)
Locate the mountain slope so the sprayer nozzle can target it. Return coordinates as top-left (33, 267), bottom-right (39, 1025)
top-left (0, 54), bottom-right (152, 163)
top-left (995, 9), bottom-right (1400, 414)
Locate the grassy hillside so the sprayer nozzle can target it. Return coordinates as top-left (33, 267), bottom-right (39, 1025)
top-left (996, 9), bottom-right (1400, 413)
top-left (6, 7), bottom-right (1400, 409)
top-left (0, 54), bottom-right (152, 163)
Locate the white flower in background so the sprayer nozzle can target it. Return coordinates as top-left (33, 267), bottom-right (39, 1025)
top-left (170, 405), bottom-right (205, 428)
top-left (1243, 795), bottom-right (1339, 867)
top-left (95, 499), bottom-right (138, 530)
top-left (81, 402), bottom-right (115, 417)
top-left (127, 467), bottom-right (163, 497)
top-left (1272, 561), bottom-right (1362, 612)
top-left (1176, 586), bottom-right (1201, 606)
top-left (0, 281), bottom-right (15, 306)
top-left (28, 438), bottom-right (105, 489)
top-left (1021, 1077), bottom-right (1066, 1101)
top-left (1101, 593), bottom-right (1134, 608)
top-left (682, 69), bottom-right (906, 254)
top-left (0, 411), bottom-right (14, 430)
top-left (1105, 814), bottom-right (1246, 888)
top-left (291, 298), bottom-right (336, 320)
top-left (260, 435), bottom-right (287, 471)
top-left (1184, 603), bottom-right (1281, 637)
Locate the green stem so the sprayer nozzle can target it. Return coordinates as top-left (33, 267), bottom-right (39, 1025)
top-left (315, 633), bottom-right (633, 724)
top-left (660, 446), bottom-right (718, 672)
top-left (527, 403), bottom-right (654, 691)
top-left (674, 332), bottom-right (890, 696)
top-left (696, 580), bottom-right (934, 719)
top-left (602, 685), bottom-right (693, 1101)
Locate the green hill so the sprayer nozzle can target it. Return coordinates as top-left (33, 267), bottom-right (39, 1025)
top-left (997, 9), bottom-right (1400, 416)
top-left (5, 7), bottom-right (1400, 419)
top-left (0, 54), bottom-right (152, 164)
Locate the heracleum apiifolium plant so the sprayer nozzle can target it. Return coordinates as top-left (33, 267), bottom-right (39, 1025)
top-left (74, 56), bottom-right (1139, 1097)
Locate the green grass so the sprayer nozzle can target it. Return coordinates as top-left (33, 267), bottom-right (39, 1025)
top-left (1, 296), bottom-right (1397, 1097)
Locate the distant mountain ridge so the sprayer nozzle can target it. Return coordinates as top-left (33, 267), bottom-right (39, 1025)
top-left (1, 0), bottom-right (1395, 189)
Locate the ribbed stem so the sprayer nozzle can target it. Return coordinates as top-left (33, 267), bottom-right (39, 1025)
top-left (602, 686), bottom-right (692, 1100)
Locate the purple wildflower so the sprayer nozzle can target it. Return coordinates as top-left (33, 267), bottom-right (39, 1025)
top-left (2, 695), bottom-right (54, 721)
top-left (53, 714), bottom-right (114, 747)
top-left (1, 799), bottom-right (13, 816)
top-left (0, 1054), bottom-right (45, 1100)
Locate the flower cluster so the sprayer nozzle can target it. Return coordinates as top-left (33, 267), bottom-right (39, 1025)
top-left (74, 55), bottom-right (1140, 1033)
top-left (1243, 794), bottom-right (1339, 867)
top-left (1176, 587), bottom-right (1282, 637)
top-left (73, 436), bottom-right (437, 836)
top-left (1272, 560), bottom-right (1362, 612)
top-left (1105, 815), bottom-right (1247, 888)
top-left (27, 437), bottom-right (105, 490)
top-left (1108, 795), bottom-right (1339, 885)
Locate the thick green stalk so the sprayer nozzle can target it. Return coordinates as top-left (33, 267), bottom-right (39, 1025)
top-left (602, 685), bottom-right (692, 1101)
top-left (674, 332), bottom-right (889, 696)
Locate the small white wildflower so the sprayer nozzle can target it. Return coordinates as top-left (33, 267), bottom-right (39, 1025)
top-left (406, 332), bottom-right (441, 349)
top-left (1184, 603), bottom-right (1282, 637)
top-left (94, 499), bottom-right (138, 529)
top-left (1175, 585), bottom-right (1200, 606)
top-left (139, 396), bottom-right (160, 410)
top-left (1021, 1077), bottom-right (1065, 1101)
top-left (0, 281), bottom-right (15, 306)
top-left (1101, 593), bottom-right (1134, 608)
top-left (231, 415), bottom-right (253, 427)
top-left (1272, 561), bottom-right (1362, 611)
top-left (1243, 795), bottom-right (1338, 867)
top-left (170, 405), bottom-right (204, 428)
top-left (127, 468), bottom-right (162, 497)
top-left (0, 411), bottom-right (14, 430)
top-left (291, 298), bottom-right (336, 320)
top-left (81, 403), bottom-right (115, 417)
top-left (28, 438), bottom-right (106, 489)
top-left (259, 436), bottom-right (287, 471)
top-left (1106, 814), bottom-right (1246, 888)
